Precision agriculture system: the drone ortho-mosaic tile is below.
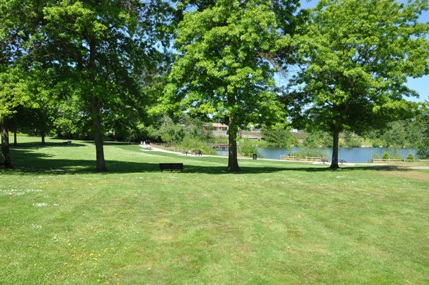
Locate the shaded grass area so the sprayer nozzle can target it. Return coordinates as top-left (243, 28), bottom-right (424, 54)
top-left (1, 137), bottom-right (428, 284)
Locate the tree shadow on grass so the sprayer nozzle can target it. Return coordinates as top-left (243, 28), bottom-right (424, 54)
top-left (108, 160), bottom-right (414, 175)
top-left (8, 143), bottom-right (92, 173)
top-left (10, 141), bottom-right (87, 149)
top-left (4, 147), bottom-right (411, 176)
top-left (5, 142), bottom-right (413, 175)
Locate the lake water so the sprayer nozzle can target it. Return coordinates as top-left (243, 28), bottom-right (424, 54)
top-left (216, 147), bottom-right (417, 163)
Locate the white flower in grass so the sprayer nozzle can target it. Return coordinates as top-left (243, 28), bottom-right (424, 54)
top-left (33, 202), bottom-right (49, 207)
top-left (2, 189), bottom-right (42, 196)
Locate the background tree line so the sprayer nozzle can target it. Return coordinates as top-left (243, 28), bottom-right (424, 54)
top-left (1, 0), bottom-right (429, 171)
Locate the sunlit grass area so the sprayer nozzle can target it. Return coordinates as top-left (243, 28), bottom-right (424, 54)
top-left (1, 136), bottom-right (428, 284)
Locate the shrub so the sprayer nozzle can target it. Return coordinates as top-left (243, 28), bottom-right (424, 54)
top-left (382, 152), bottom-right (390, 160)
top-left (179, 135), bottom-right (216, 155)
top-left (372, 153), bottom-right (380, 159)
top-left (288, 148), bottom-right (329, 160)
top-left (239, 138), bottom-right (259, 157)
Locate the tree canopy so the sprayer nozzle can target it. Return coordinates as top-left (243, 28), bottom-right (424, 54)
top-left (1, 0), bottom-right (175, 171)
top-left (288, 0), bottom-right (429, 169)
top-left (164, 0), bottom-right (297, 171)
top-left (0, 0), bottom-right (41, 167)
top-left (2, 0), bottom-right (429, 171)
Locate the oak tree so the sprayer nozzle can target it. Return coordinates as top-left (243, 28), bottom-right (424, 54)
top-left (288, 0), bottom-right (429, 169)
top-left (165, 0), bottom-right (289, 171)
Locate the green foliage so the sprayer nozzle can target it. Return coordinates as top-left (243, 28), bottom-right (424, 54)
top-left (146, 115), bottom-right (217, 154)
top-left (342, 131), bottom-right (363, 148)
top-left (0, 64), bottom-right (45, 166)
top-left (370, 138), bottom-right (384, 148)
top-left (366, 130), bottom-right (385, 148)
top-left (382, 149), bottom-right (404, 160)
top-left (372, 152), bottom-right (380, 160)
top-left (378, 121), bottom-right (409, 148)
top-left (1, 0), bottom-right (175, 170)
top-left (261, 125), bottom-right (297, 148)
top-left (288, 148), bottom-right (329, 160)
top-left (407, 153), bottom-right (415, 162)
top-left (417, 149), bottom-right (429, 159)
top-left (239, 138), bottom-right (259, 157)
top-left (0, 68), bottom-right (38, 119)
top-left (175, 115), bottom-right (217, 154)
top-left (364, 114), bottom-right (429, 150)
top-left (165, 0), bottom-right (291, 171)
top-left (302, 131), bottom-right (331, 148)
top-left (178, 114), bottom-right (214, 143)
top-left (415, 102), bottom-right (429, 158)
top-left (153, 115), bottom-right (185, 145)
top-left (288, 0), bottom-right (429, 168)
top-left (382, 151), bottom-right (390, 160)
top-left (179, 135), bottom-right (216, 155)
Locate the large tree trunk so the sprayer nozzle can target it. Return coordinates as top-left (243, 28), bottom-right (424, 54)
top-left (91, 98), bottom-right (107, 172)
top-left (89, 39), bottom-right (107, 172)
top-left (1, 119), bottom-right (13, 168)
top-left (227, 116), bottom-right (240, 172)
top-left (330, 128), bottom-right (340, 169)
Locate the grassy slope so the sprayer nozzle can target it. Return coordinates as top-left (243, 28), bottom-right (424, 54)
top-left (1, 137), bottom-right (428, 284)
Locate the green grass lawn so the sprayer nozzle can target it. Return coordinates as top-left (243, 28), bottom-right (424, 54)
top-left (1, 136), bottom-right (429, 284)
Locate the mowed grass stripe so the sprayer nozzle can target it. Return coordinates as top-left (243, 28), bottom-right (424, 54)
top-left (0, 136), bottom-right (428, 284)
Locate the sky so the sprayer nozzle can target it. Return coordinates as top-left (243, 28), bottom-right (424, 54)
top-left (299, 0), bottom-right (429, 102)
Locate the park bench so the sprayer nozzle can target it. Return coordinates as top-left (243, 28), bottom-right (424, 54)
top-left (159, 163), bottom-right (184, 172)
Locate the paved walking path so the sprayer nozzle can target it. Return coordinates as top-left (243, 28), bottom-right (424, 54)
top-left (408, 166), bottom-right (429, 170)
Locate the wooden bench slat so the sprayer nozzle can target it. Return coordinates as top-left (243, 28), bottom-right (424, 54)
top-left (159, 163), bottom-right (184, 172)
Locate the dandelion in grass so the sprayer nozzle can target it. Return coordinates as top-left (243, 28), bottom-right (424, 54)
top-left (2, 188), bottom-right (42, 196)
top-left (33, 202), bottom-right (49, 207)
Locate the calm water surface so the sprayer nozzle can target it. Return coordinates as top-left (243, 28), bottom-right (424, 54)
top-left (217, 147), bottom-right (417, 163)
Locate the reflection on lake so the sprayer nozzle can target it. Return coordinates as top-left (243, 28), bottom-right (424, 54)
top-left (216, 147), bottom-right (417, 163)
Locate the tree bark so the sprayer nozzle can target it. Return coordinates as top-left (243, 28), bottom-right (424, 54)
top-left (227, 115), bottom-right (240, 172)
top-left (91, 97), bottom-right (107, 172)
top-left (1, 119), bottom-right (13, 168)
top-left (330, 128), bottom-right (340, 169)
top-left (89, 39), bottom-right (107, 172)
